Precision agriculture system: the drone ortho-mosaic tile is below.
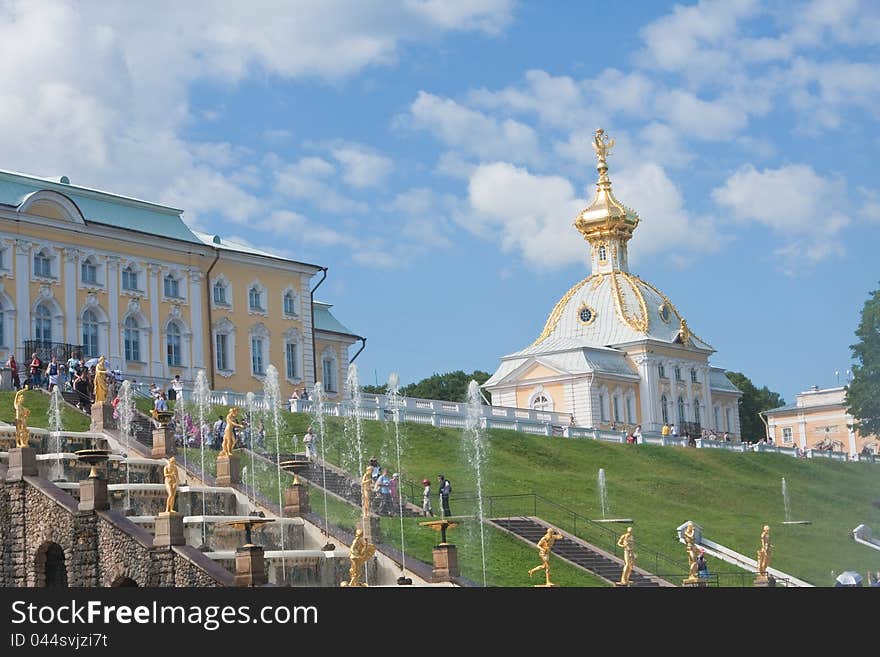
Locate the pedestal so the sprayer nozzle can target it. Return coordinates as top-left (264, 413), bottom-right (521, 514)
top-left (753, 575), bottom-right (776, 587)
top-left (216, 452), bottom-right (240, 486)
top-left (78, 477), bottom-right (109, 511)
top-left (431, 543), bottom-right (459, 582)
top-left (283, 484), bottom-right (310, 516)
top-left (153, 511), bottom-right (185, 548)
top-left (614, 582), bottom-right (632, 587)
top-left (152, 425), bottom-right (176, 459)
top-left (6, 447), bottom-right (37, 481)
top-left (234, 544), bottom-right (267, 587)
top-left (682, 578), bottom-right (707, 587)
top-left (90, 403), bottom-right (115, 432)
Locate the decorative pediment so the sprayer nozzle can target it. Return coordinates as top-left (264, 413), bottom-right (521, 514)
top-left (18, 190), bottom-right (86, 225)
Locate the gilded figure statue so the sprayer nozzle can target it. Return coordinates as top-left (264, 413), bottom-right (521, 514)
top-left (13, 387), bottom-right (30, 448)
top-left (219, 407), bottom-right (244, 457)
top-left (163, 456), bottom-right (179, 514)
top-left (342, 528), bottom-right (375, 587)
top-left (677, 318), bottom-right (691, 345)
top-left (360, 466), bottom-right (373, 518)
top-left (756, 525), bottom-right (773, 577)
top-left (617, 526), bottom-right (636, 586)
top-left (528, 527), bottom-right (564, 586)
top-left (93, 356), bottom-right (108, 405)
top-left (592, 128), bottom-right (615, 163)
top-left (683, 521), bottom-right (700, 582)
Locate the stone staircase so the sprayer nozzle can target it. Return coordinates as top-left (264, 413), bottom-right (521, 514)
top-left (491, 516), bottom-right (670, 587)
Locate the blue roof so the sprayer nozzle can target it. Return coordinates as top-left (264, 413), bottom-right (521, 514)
top-left (314, 302), bottom-right (359, 337)
top-left (0, 169), bottom-right (202, 244)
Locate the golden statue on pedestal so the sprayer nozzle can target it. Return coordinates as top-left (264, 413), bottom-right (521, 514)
top-left (756, 525), bottom-right (773, 578)
top-left (13, 387), bottom-right (30, 448)
top-left (219, 407), bottom-right (243, 457)
top-left (341, 528), bottom-right (375, 587)
top-left (617, 526), bottom-right (636, 586)
top-left (93, 356), bottom-right (108, 405)
top-left (683, 521), bottom-right (700, 583)
top-left (528, 527), bottom-right (564, 586)
top-left (360, 466), bottom-right (373, 518)
top-left (164, 456), bottom-right (179, 514)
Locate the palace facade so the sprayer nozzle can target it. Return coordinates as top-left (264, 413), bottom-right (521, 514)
top-left (0, 168), bottom-right (362, 398)
top-left (483, 130), bottom-right (742, 436)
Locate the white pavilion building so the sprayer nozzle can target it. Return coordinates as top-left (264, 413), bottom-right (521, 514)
top-left (483, 130), bottom-right (742, 437)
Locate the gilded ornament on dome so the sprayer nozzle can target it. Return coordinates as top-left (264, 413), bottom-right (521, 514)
top-left (592, 128), bottom-right (615, 164)
top-left (658, 303), bottom-right (670, 323)
top-left (677, 319), bottom-right (691, 345)
top-left (577, 303), bottom-right (597, 326)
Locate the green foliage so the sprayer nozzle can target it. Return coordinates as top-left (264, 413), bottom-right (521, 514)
top-left (846, 284), bottom-right (880, 437)
top-left (399, 370), bottom-right (491, 402)
top-left (360, 384), bottom-right (388, 395)
top-left (725, 371), bottom-right (785, 442)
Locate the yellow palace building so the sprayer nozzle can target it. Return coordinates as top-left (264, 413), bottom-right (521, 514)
top-left (484, 130), bottom-right (743, 437)
top-left (0, 168), bottom-right (362, 398)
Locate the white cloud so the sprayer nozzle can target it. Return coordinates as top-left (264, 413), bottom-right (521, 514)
top-left (468, 69), bottom-right (586, 128)
top-left (406, 92), bottom-right (542, 164)
top-left (858, 187), bottom-right (880, 224)
top-left (712, 163), bottom-right (852, 270)
top-left (403, 0), bottom-right (514, 34)
top-left (656, 90), bottom-right (749, 141)
top-left (387, 188), bottom-right (455, 248)
top-left (273, 157), bottom-right (366, 214)
top-left (330, 144), bottom-right (394, 188)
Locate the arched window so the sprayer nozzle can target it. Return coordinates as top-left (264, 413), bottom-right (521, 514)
top-left (625, 396), bottom-right (634, 424)
top-left (613, 396), bottom-right (621, 423)
top-left (677, 396), bottom-right (685, 424)
top-left (658, 363), bottom-right (666, 378)
top-left (598, 245), bottom-right (607, 261)
top-left (690, 368), bottom-right (698, 384)
top-left (251, 336), bottom-right (266, 375)
top-left (35, 303), bottom-right (52, 342)
top-left (283, 291), bottom-right (298, 316)
top-left (725, 407), bottom-right (732, 433)
top-left (694, 397), bottom-right (701, 426)
top-left (714, 405), bottom-right (720, 430)
top-left (166, 322), bottom-right (182, 366)
top-left (661, 394), bottom-right (669, 424)
top-left (81, 257), bottom-right (97, 285)
top-left (122, 266), bottom-right (138, 291)
top-left (124, 316), bottom-right (140, 362)
top-left (674, 366), bottom-right (682, 381)
top-left (249, 286), bottom-right (263, 312)
top-left (531, 394), bottom-right (551, 411)
top-left (0, 310), bottom-right (4, 347)
top-left (213, 280), bottom-right (228, 305)
top-left (34, 249), bottom-right (52, 278)
top-left (322, 348), bottom-right (338, 393)
top-left (82, 310), bottom-right (99, 358)
top-left (163, 274), bottom-right (180, 299)
top-left (599, 393), bottom-right (608, 422)
top-left (36, 542), bottom-right (68, 588)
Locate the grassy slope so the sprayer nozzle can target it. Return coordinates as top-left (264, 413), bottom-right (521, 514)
top-left (10, 390), bottom-right (879, 586)
top-left (0, 390), bottom-right (91, 432)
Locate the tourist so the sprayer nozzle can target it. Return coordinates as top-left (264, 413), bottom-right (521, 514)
top-left (45, 355), bottom-right (60, 393)
top-left (168, 374), bottom-right (183, 402)
top-left (155, 392), bottom-right (168, 413)
top-left (28, 352), bottom-right (42, 388)
top-left (421, 478), bottom-right (433, 517)
top-left (390, 473), bottom-right (399, 507)
top-left (300, 387), bottom-right (309, 401)
top-left (6, 353), bottom-right (20, 390)
top-left (66, 353), bottom-right (80, 390)
top-left (661, 422), bottom-right (670, 437)
top-left (376, 469), bottom-right (393, 515)
top-left (569, 414), bottom-right (576, 426)
top-left (288, 389), bottom-right (300, 411)
top-left (369, 456), bottom-right (381, 485)
top-left (303, 426), bottom-right (317, 461)
top-left (626, 431), bottom-right (636, 444)
top-left (438, 473), bottom-right (452, 517)
top-left (687, 432), bottom-right (696, 447)
top-left (212, 415), bottom-right (225, 450)
top-left (74, 370), bottom-right (91, 412)
top-left (723, 431), bottom-right (730, 442)
top-left (633, 424), bottom-right (642, 444)
top-left (697, 550), bottom-right (709, 580)
top-left (670, 423), bottom-right (678, 438)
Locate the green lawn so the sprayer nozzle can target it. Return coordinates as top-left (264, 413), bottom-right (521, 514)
top-left (9, 389), bottom-right (879, 587)
top-left (0, 390), bottom-right (91, 432)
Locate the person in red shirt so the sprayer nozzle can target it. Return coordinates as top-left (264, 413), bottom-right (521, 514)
top-left (29, 353), bottom-right (42, 388)
top-left (6, 354), bottom-right (20, 389)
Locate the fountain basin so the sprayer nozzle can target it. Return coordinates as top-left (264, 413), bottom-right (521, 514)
top-left (54, 482), bottom-right (241, 516)
top-left (207, 549), bottom-right (356, 587)
top-left (129, 514), bottom-right (307, 551)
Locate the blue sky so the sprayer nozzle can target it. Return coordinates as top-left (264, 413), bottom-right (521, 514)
top-left (2, 0), bottom-right (878, 403)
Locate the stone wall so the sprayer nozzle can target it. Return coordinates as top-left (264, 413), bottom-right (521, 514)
top-left (1, 471), bottom-right (233, 588)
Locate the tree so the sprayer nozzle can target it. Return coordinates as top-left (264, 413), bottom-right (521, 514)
top-left (725, 371), bottom-right (786, 442)
top-left (401, 370), bottom-right (492, 402)
top-left (361, 384), bottom-right (388, 395)
top-left (846, 284), bottom-right (880, 437)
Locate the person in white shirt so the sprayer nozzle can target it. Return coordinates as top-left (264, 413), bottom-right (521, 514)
top-left (303, 426), bottom-right (317, 460)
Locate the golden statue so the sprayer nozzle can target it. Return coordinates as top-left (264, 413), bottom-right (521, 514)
top-left (360, 466), bottom-right (373, 518)
top-left (756, 525), bottom-right (773, 577)
top-left (13, 387), bottom-right (30, 448)
top-left (163, 457), bottom-right (179, 514)
top-left (93, 356), bottom-right (108, 405)
top-left (683, 521), bottom-right (700, 582)
top-left (592, 128), bottom-right (615, 164)
top-left (528, 527), bottom-right (564, 586)
top-left (617, 526), bottom-right (636, 586)
top-left (219, 407), bottom-right (244, 457)
top-left (677, 318), bottom-right (691, 345)
top-left (341, 528), bottom-right (375, 587)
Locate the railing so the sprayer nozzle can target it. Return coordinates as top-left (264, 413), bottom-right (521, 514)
top-left (22, 340), bottom-right (84, 371)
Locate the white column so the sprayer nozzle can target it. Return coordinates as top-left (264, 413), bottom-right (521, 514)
top-left (63, 248), bottom-right (78, 342)
top-left (301, 274), bottom-right (314, 388)
top-left (188, 269), bottom-right (205, 372)
top-left (798, 415), bottom-right (807, 448)
top-left (148, 265), bottom-right (162, 377)
top-left (106, 257), bottom-right (120, 363)
top-left (14, 240), bottom-right (31, 353)
top-left (684, 362), bottom-right (694, 423)
top-left (635, 355), bottom-right (656, 431)
top-left (702, 367), bottom-right (712, 431)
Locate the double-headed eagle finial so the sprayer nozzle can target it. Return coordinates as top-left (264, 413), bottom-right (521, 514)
top-left (592, 128), bottom-right (615, 166)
